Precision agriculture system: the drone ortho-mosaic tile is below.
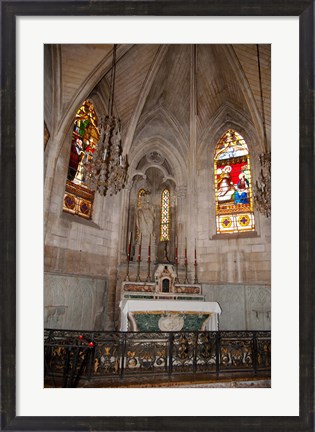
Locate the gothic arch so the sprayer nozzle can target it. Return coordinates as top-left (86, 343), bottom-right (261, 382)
top-left (135, 105), bottom-right (188, 152)
top-left (129, 136), bottom-right (187, 189)
top-left (198, 102), bottom-right (259, 161)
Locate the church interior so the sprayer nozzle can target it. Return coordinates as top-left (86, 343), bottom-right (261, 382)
top-left (44, 44), bottom-right (271, 387)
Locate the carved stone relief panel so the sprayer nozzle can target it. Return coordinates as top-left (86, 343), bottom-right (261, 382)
top-left (245, 285), bottom-right (271, 330)
top-left (44, 273), bottom-right (107, 330)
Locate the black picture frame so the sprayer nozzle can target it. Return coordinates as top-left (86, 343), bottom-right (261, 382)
top-left (1, 1), bottom-right (314, 431)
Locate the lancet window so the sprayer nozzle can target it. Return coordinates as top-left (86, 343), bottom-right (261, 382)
top-left (160, 188), bottom-right (170, 241)
top-left (63, 100), bottom-right (100, 219)
top-left (214, 130), bottom-right (255, 234)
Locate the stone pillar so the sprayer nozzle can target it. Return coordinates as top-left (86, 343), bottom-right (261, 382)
top-left (176, 185), bottom-right (187, 262)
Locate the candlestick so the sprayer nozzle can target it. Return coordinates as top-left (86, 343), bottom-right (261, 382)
top-left (146, 234), bottom-right (152, 282)
top-left (128, 232), bottom-right (132, 259)
top-left (184, 237), bottom-right (188, 284)
top-left (184, 237), bottom-right (187, 266)
top-left (194, 238), bottom-right (198, 284)
top-left (138, 233), bottom-right (142, 262)
top-left (126, 231), bottom-right (132, 281)
top-left (136, 233), bottom-right (142, 281)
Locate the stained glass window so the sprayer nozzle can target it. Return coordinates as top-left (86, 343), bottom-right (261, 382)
top-left (214, 130), bottom-right (255, 233)
top-left (160, 188), bottom-right (170, 241)
top-left (63, 100), bottom-right (100, 219)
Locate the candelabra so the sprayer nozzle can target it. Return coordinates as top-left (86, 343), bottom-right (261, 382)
top-left (254, 45), bottom-right (271, 218)
top-left (82, 45), bottom-right (128, 196)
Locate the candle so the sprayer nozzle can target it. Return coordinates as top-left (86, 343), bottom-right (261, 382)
top-left (138, 233), bottom-right (142, 262)
top-left (194, 238), bottom-right (197, 265)
top-left (175, 246), bottom-right (178, 264)
top-left (127, 232), bottom-right (132, 260)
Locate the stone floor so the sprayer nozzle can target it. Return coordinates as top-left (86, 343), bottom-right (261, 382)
top-left (105, 378), bottom-right (271, 388)
top-left (77, 373), bottom-right (271, 388)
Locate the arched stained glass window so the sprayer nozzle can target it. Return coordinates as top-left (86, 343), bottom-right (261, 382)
top-left (160, 188), bottom-right (170, 241)
top-left (214, 130), bottom-right (255, 234)
top-left (63, 100), bottom-right (100, 219)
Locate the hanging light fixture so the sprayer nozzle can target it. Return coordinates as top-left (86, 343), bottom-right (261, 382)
top-left (254, 44), bottom-right (271, 218)
top-left (83, 45), bottom-right (128, 196)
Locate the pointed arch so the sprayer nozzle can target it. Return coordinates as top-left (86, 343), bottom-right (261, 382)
top-left (214, 129), bottom-right (255, 234)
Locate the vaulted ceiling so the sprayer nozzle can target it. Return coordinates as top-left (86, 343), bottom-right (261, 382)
top-left (45, 43), bottom-right (271, 155)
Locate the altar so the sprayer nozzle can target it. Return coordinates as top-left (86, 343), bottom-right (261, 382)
top-left (120, 299), bottom-right (221, 331)
top-left (119, 263), bottom-right (221, 331)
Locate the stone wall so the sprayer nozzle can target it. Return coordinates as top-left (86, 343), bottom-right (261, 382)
top-left (44, 273), bottom-right (108, 330)
top-left (203, 283), bottom-right (271, 330)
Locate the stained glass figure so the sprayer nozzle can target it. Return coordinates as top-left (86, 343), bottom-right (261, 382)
top-left (214, 130), bottom-right (255, 233)
top-left (63, 100), bottom-right (100, 219)
top-left (160, 188), bottom-right (170, 241)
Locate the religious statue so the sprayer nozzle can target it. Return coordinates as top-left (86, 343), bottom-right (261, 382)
top-left (136, 192), bottom-right (155, 239)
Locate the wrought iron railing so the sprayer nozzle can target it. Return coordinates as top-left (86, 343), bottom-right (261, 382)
top-left (44, 329), bottom-right (271, 388)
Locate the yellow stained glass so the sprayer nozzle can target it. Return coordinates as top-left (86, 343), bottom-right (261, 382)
top-left (160, 189), bottom-right (170, 241)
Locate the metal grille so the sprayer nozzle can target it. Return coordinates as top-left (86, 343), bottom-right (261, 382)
top-left (44, 329), bottom-right (271, 387)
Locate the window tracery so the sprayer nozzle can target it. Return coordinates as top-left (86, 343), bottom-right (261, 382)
top-left (214, 130), bottom-right (255, 233)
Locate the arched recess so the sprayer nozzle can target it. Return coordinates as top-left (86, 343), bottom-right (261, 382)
top-left (44, 93), bottom-right (108, 231)
top-left (130, 107), bottom-right (188, 187)
top-left (124, 133), bottom-right (182, 264)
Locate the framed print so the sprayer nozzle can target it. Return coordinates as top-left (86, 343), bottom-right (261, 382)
top-left (1, 1), bottom-right (314, 431)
